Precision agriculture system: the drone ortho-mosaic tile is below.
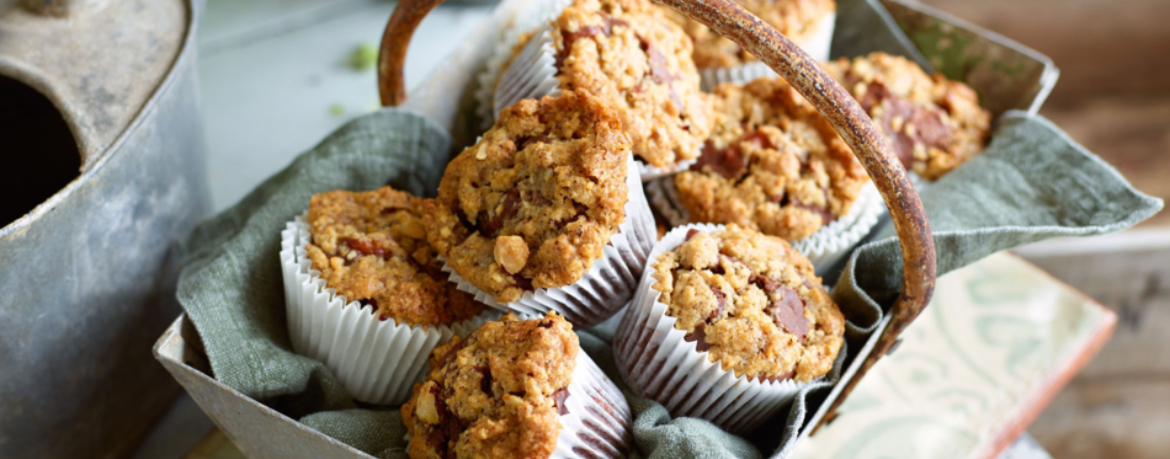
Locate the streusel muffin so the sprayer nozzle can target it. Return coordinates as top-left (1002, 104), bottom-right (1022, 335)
top-left (823, 52), bottom-right (992, 180)
top-left (496, 0), bottom-right (713, 174)
top-left (613, 224), bottom-right (844, 433)
top-left (426, 90), bottom-right (655, 327)
top-left (281, 186), bottom-right (491, 405)
top-left (402, 312), bottom-right (631, 459)
top-left (304, 187), bottom-right (484, 326)
top-left (670, 77), bottom-right (870, 242)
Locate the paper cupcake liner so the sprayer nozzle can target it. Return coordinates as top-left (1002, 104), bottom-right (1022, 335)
top-left (646, 177), bottom-right (882, 271)
top-left (613, 223), bottom-right (807, 434)
top-left (698, 13), bottom-right (836, 92)
top-left (474, 0), bottom-right (573, 131)
top-left (552, 351), bottom-right (634, 458)
top-left (636, 156), bottom-right (697, 182)
top-left (440, 155), bottom-right (656, 329)
top-left (280, 216), bottom-right (495, 406)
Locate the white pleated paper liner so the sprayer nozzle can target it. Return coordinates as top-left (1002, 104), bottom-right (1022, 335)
top-left (646, 177), bottom-right (883, 271)
top-left (552, 350), bottom-right (634, 458)
top-left (280, 216), bottom-right (495, 406)
top-left (489, 19), bottom-right (702, 182)
top-left (474, 0), bottom-right (573, 131)
top-left (440, 155), bottom-right (657, 329)
top-left (612, 223), bottom-right (807, 435)
top-left (697, 13), bottom-right (837, 92)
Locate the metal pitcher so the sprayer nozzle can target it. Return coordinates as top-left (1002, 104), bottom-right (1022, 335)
top-left (0, 0), bottom-right (208, 457)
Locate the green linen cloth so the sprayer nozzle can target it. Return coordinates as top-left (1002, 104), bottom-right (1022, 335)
top-left (178, 106), bottom-right (1159, 459)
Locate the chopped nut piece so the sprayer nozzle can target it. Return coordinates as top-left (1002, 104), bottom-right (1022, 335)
top-left (494, 236), bottom-right (530, 275)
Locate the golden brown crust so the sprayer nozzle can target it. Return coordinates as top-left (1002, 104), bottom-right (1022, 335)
top-left (660, 0), bottom-right (836, 68)
top-left (673, 77), bottom-right (868, 241)
top-left (823, 52), bottom-right (992, 180)
top-left (305, 187), bottom-right (484, 327)
top-left (401, 312), bottom-right (578, 459)
top-left (425, 91), bottom-right (631, 303)
top-left (652, 225), bottom-right (843, 381)
top-left (551, 0), bottom-right (713, 169)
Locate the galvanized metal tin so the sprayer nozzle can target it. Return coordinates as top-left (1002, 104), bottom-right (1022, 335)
top-left (0, 0), bottom-right (209, 457)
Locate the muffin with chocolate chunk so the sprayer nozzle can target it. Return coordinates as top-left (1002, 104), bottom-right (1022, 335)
top-left (280, 186), bottom-right (490, 405)
top-left (402, 312), bottom-right (632, 459)
top-left (425, 90), bottom-right (655, 328)
top-left (648, 77), bottom-right (882, 269)
top-left (613, 224), bottom-right (844, 433)
top-left (824, 52), bottom-right (992, 180)
top-left (660, 0), bottom-right (837, 89)
top-left (493, 0), bottom-right (713, 178)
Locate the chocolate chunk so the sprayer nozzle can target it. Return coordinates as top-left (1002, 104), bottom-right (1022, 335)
top-left (511, 272), bottom-right (535, 292)
top-left (767, 286), bottom-right (809, 338)
top-left (683, 322), bottom-right (709, 351)
top-left (552, 387), bottom-right (571, 415)
top-left (709, 286), bottom-right (726, 318)
top-left (343, 237), bottom-right (388, 260)
top-left (854, 81), bottom-right (952, 170)
top-left (479, 188), bottom-right (521, 238)
top-left (478, 366), bottom-right (494, 395)
top-left (790, 196), bottom-right (836, 225)
top-left (685, 228), bottom-right (701, 241)
top-left (537, 319), bottom-right (554, 329)
top-left (515, 134), bottom-right (552, 151)
top-left (435, 338), bottom-right (470, 370)
top-left (557, 26), bottom-right (607, 70)
top-left (691, 141), bottom-right (747, 179)
top-left (648, 47), bottom-right (673, 85)
top-left (555, 14), bottom-right (626, 71)
top-left (749, 273), bottom-right (781, 295)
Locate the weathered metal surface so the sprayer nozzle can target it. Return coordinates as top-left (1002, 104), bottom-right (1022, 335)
top-left (154, 317), bottom-right (376, 459)
top-left (880, 0), bottom-right (1059, 117)
top-left (0, 1), bottom-right (209, 458)
top-left (0, 0), bottom-right (187, 163)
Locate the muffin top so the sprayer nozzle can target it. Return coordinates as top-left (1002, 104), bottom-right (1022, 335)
top-left (672, 77), bottom-right (868, 241)
top-left (661, 0), bottom-right (836, 69)
top-left (402, 312), bottom-right (578, 459)
top-left (652, 225), bottom-right (844, 381)
top-left (550, 0), bottom-right (712, 169)
top-left (823, 52), bottom-right (991, 180)
top-left (425, 91), bottom-right (631, 303)
top-left (304, 186), bottom-right (484, 327)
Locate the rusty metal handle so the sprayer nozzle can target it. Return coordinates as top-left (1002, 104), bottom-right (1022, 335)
top-left (377, 0), bottom-right (936, 428)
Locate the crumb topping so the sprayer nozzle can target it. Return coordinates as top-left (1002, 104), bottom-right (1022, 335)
top-left (402, 312), bottom-right (578, 459)
top-left (673, 77), bottom-right (868, 241)
top-left (425, 91), bottom-right (631, 303)
top-left (652, 225), bottom-right (844, 381)
top-left (823, 52), bottom-right (991, 180)
top-left (304, 186), bottom-right (484, 327)
top-left (550, 0), bottom-right (713, 169)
